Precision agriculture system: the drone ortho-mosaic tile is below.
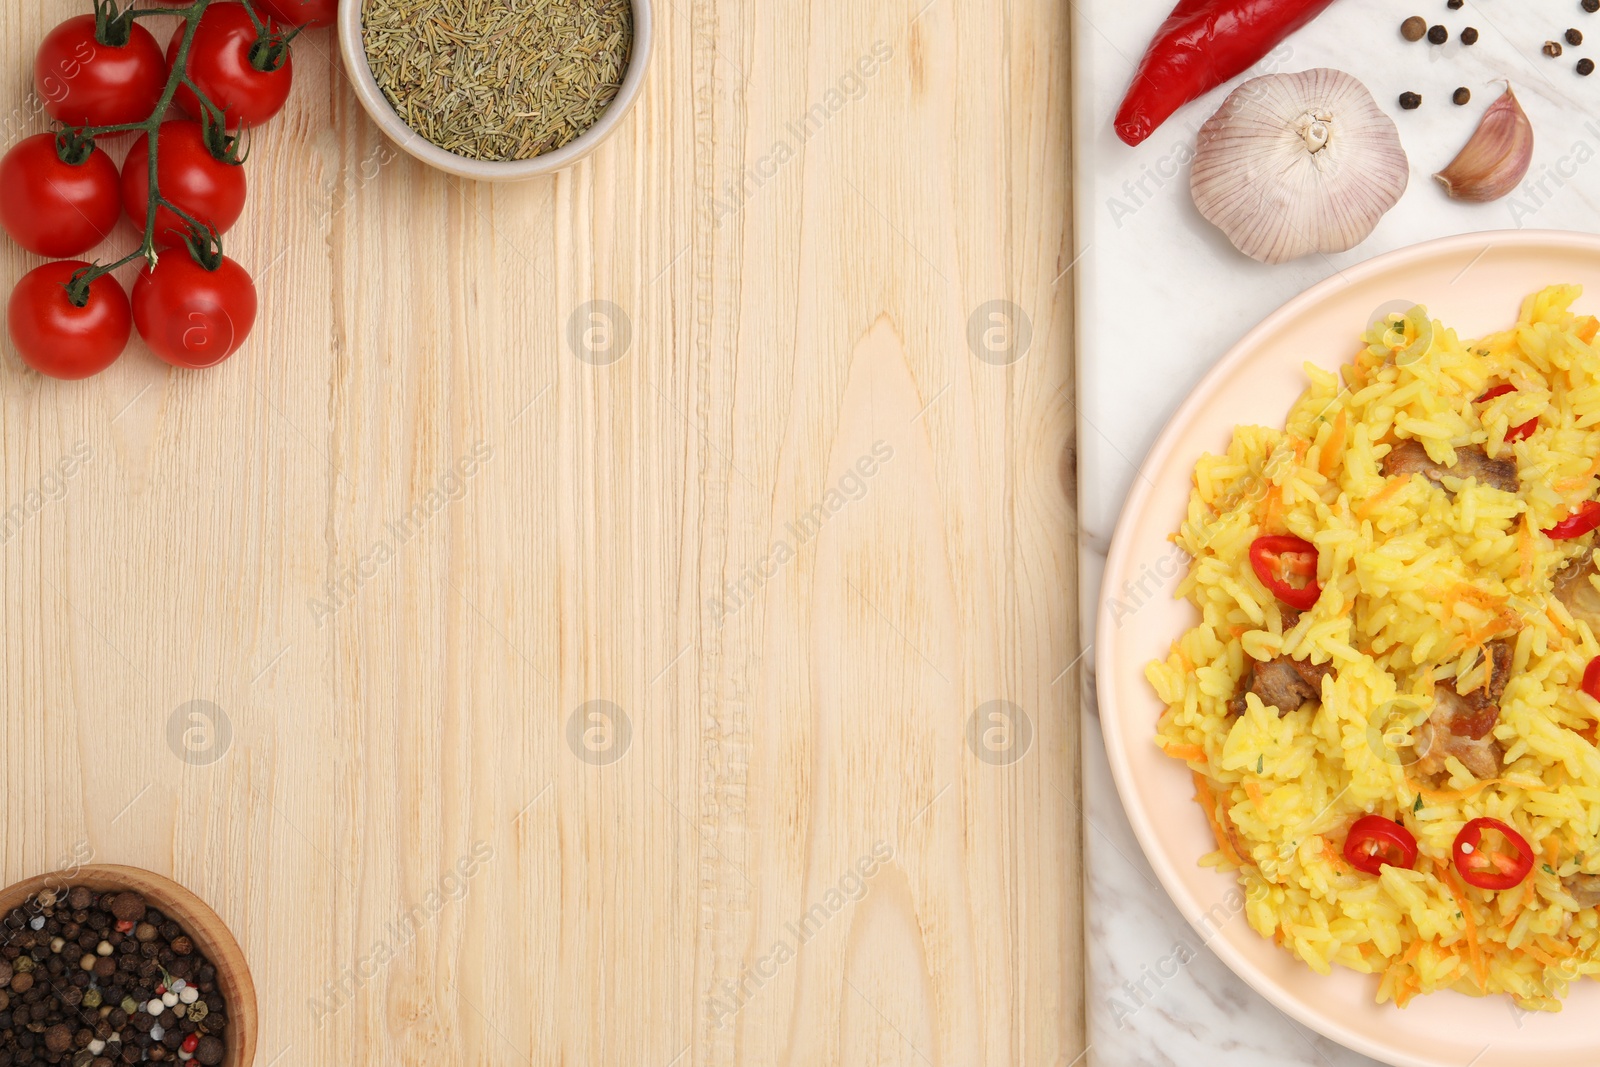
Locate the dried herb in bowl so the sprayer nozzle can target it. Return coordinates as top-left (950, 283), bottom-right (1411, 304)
top-left (362, 0), bottom-right (634, 162)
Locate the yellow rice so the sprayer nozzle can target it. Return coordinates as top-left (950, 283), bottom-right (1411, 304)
top-left (1148, 286), bottom-right (1600, 1011)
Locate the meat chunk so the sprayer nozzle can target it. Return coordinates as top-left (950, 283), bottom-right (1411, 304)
top-left (1381, 440), bottom-right (1519, 494)
top-left (1227, 655), bottom-right (1334, 716)
top-left (1554, 552), bottom-right (1600, 634)
top-left (1459, 639), bottom-right (1513, 704)
top-left (1562, 873), bottom-right (1600, 907)
top-left (1564, 874), bottom-right (1600, 908)
top-left (1413, 685), bottom-right (1502, 780)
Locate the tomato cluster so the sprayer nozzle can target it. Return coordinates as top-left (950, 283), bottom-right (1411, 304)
top-left (1, 0), bottom-right (328, 380)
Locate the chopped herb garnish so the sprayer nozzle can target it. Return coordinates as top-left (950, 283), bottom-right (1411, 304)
top-left (1413, 795), bottom-right (1424, 812)
top-left (1544, 863), bottom-right (1555, 874)
top-left (1257, 755), bottom-right (1264, 773)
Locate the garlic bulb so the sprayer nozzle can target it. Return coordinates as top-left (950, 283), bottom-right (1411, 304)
top-left (1190, 69), bottom-right (1409, 265)
top-left (1434, 88), bottom-right (1533, 202)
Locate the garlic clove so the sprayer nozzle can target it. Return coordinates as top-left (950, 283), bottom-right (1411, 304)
top-left (1433, 87), bottom-right (1534, 202)
top-left (1190, 69), bottom-right (1409, 265)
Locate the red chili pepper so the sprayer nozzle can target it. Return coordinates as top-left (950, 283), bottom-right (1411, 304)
top-left (1248, 534), bottom-right (1322, 610)
top-left (1545, 500), bottom-right (1600, 540)
top-left (1343, 814), bottom-right (1418, 876)
top-left (1451, 817), bottom-right (1534, 891)
top-left (1584, 656), bottom-right (1600, 702)
top-left (1475, 383), bottom-right (1538, 441)
top-left (1114, 0), bottom-right (1343, 147)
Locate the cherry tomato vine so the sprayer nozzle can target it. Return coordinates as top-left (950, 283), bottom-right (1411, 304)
top-left (4, 0), bottom-right (317, 378)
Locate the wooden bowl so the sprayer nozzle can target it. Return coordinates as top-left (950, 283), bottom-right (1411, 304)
top-left (0, 865), bottom-right (256, 1067)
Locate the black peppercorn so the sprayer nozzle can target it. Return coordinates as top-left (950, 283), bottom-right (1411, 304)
top-left (1582, 57), bottom-right (1597, 74)
top-left (1587, 0), bottom-right (1600, 12)
top-left (1399, 91), bottom-right (1423, 109)
top-left (1547, 40), bottom-right (1566, 57)
top-left (1569, 27), bottom-right (1585, 45)
top-left (1428, 24), bottom-right (1449, 43)
top-left (1461, 26), bottom-right (1479, 44)
top-left (1448, 0), bottom-right (1464, 7)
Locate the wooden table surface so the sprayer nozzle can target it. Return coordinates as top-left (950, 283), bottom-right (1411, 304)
top-left (0, 0), bottom-right (1080, 1063)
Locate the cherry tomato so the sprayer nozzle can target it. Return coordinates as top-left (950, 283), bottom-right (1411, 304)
top-left (1451, 817), bottom-right (1534, 891)
top-left (132, 250), bottom-right (257, 368)
top-left (121, 122), bottom-right (247, 247)
top-left (170, 3), bottom-right (294, 129)
top-left (34, 15), bottom-right (168, 129)
top-left (1545, 501), bottom-right (1600, 541)
top-left (1248, 534), bottom-right (1322, 610)
top-left (1343, 814), bottom-right (1419, 877)
top-left (7, 261), bottom-right (130, 380)
top-left (255, 0), bottom-right (338, 28)
top-left (0, 134), bottom-right (120, 257)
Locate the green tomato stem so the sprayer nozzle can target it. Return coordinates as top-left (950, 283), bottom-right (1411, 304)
top-left (64, 0), bottom-right (268, 286)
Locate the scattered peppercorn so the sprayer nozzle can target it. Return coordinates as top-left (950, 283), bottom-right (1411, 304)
top-left (1582, 57), bottom-right (1597, 74)
top-left (1569, 27), bottom-right (1585, 45)
top-left (1587, 0), bottom-right (1600, 13)
top-left (1453, 86), bottom-right (1472, 105)
top-left (1402, 14), bottom-right (1428, 40)
top-left (1547, 40), bottom-right (1566, 56)
top-left (1461, 26), bottom-right (1479, 44)
top-left (1447, 0), bottom-right (1464, 7)
top-left (1429, 24), bottom-right (1449, 43)
top-left (1399, 91), bottom-right (1423, 109)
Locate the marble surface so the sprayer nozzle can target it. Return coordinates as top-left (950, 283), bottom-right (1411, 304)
top-left (1072, 2), bottom-right (1600, 1064)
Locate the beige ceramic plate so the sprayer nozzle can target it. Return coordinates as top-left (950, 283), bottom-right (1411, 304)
top-left (1097, 230), bottom-right (1600, 1067)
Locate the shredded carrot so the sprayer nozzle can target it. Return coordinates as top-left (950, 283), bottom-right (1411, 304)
top-left (1580, 720), bottom-right (1599, 745)
top-left (1193, 772), bottom-right (1249, 868)
top-left (1547, 605), bottom-right (1572, 643)
top-left (1161, 743), bottom-right (1207, 763)
top-left (1501, 879), bottom-right (1534, 926)
top-left (1527, 945), bottom-right (1562, 968)
top-left (1318, 410), bottom-right (1348, 478)
top-left (1356, 476), bottom-right (1408, 520)
top-left (1579, 316), bottom-right (1599, 344)
top-left (1454, 585), bottom-right (1509, 610)
top-left (1436, 861), bottom-right (1487, 992)
top-left (1401, 937), bottom-right (1425, 966)
top-left (1257, 483), bottom-right (1282, 528)
top-left (1244, 780), bottom-right (1267, 811)
top-left (1555, 455), bottom-right (1600, 493)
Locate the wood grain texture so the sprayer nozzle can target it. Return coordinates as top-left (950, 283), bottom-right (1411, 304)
top-left (0, 0), bottom-right (1080, 1064)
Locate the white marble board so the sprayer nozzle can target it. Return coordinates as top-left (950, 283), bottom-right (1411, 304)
top-left (1071, 1), bottom-right (1600, 1063)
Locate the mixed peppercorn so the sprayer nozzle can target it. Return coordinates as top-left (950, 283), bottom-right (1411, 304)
top-left (0, 887), bottom-right (227, 1065)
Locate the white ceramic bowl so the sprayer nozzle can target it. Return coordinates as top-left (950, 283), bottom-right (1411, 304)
top-left (336, 0), bottom-right (652, 181)
top-left (1096, 230), bottom-right (1600, 1067)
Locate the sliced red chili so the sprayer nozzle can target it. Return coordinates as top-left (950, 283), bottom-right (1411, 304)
top-left (1451, 817), bottom-right (1534, 891)
top-left (1475, 383), bottom-right (1538, 441)
top-left (1248, 534), bottom-right (1321, 610)
top-left (1584, 656), bottom-right (1600, 702)
top-left (1545, 501), bottom-right (1600, 540)
top-left (1343, 814), bottom-right (1418, 876)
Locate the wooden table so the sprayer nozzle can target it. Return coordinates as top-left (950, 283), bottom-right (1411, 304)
top-left (0, 0), bottom-right (1080, 1062)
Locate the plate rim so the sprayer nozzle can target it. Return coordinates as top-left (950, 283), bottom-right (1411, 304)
top-left (1093, 228), bottom-right (1600, 1067)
